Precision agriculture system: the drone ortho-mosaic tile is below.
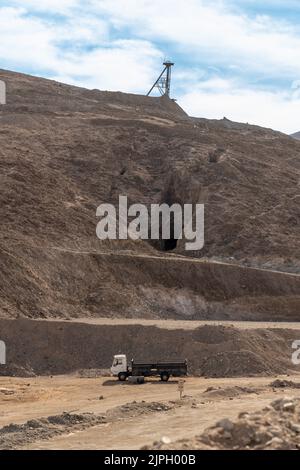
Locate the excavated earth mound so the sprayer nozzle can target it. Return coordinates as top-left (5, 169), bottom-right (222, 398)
top-left (0, 400), bottom-right (180, 449)
top-left (146, 397), bottom-right (300, 450)
top-left (1, 318), bottom-right (300, 377)
top-left (0, 412), bottom-right (105, 450)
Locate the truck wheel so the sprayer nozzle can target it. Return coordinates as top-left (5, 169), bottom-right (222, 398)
top-left (160, 372), bottom-right (169, 382)
top-left (118, 372), bottom-right (127, 381)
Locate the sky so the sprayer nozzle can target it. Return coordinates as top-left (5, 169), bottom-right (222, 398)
top-left (1, 0), bottom-right (300, 133)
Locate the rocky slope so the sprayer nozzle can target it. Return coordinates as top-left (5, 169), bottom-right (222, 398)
top-left (0, 69), bottom-right (299, 320)
top-left (148, 397), bottom-right (300, 450)
top-left (291, 131), bottom-right (300, 140)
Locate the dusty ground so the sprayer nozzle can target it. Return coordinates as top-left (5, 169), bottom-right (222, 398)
top-left (1, 375), bottom-right (300, 450)
top-left (146, 391), bottom-right (300, 450)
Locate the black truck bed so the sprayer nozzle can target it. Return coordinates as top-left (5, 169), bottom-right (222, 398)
top-left (131, 360), bottom-right (187, 378)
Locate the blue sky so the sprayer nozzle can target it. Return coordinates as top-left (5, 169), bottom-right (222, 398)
top-left (1, 0), bottom-right (300, 133)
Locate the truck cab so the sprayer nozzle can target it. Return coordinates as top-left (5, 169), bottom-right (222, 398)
top-left (111, 355), bottom-right (128, 381)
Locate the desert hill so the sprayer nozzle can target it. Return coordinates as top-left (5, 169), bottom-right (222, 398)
top-left (291, 131), bottom-right (300, 140)
top-left (0, 69), bottom-right (299, 320)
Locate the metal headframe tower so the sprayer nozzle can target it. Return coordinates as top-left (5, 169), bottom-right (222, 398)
top-left (147, 61), bottom-right (174, 98)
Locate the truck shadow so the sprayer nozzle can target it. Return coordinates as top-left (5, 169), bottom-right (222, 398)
top-left (102, 380), bottom-right (128, 386)
top-left (102, 379), bottom-right (179, 386)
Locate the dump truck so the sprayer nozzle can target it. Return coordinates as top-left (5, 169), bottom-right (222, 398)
top-left (111, 354), bottom-right (188, 382)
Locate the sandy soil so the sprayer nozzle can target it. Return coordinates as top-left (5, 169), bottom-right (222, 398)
top-left (1, 375), bottom-right (300, 450)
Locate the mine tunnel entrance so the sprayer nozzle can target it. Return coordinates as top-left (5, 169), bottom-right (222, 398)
top-left (160, 213), bottom-right (179, 251)
top-left (148, 201), bottom-right (182, 253)
top-left (161, 238), bottom-right (178, 251)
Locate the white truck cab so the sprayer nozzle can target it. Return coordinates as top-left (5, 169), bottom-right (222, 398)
top-left (111, 355), bottom-right (128, 380)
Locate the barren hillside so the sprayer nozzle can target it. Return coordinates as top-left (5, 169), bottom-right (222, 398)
top-left (291, 131), bottom-right (300, 140)
top-left (0, 69), bottom-right (299, 320)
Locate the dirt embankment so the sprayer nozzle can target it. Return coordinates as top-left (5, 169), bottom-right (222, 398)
top-left (1, 318), bottom-right (300, 377)
top-left (0, 412), bottom-right (105, 450)
top-left (1, 246), bottom-right (300, 321)
top-left (0, 401), bottom-right (172, 450)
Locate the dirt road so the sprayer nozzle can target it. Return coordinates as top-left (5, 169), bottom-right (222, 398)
top-left (51, 246), bottom-right (300, 277)
top-left (42, 316), bottom-right (300, 330)
top-left (1, 375), bottom-right (300, 450)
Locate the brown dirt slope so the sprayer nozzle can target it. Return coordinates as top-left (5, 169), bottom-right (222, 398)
top-left (291, 131), bottom-right (300, 140)
top-left (0, 69), bottom-right (299, 320)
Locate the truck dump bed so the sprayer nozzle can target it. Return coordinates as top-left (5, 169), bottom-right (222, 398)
top-left (131, 360), bottom-right (187, 378)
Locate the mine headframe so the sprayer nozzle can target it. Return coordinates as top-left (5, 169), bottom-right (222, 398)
top-left (147, 61), bottom-right (174, 98)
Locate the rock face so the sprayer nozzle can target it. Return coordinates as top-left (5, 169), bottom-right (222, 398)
top-left (0, 69), bottom-right (299, 320)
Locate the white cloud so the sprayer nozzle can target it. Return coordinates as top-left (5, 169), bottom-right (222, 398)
top-left (0, 7), bottom-right (59, 70)
top-left (53, 40), bottom-right (162, 92)
top-left (1, 1), bottom-right (300, 132)
top-left (179, 79), bottom-right (300, 134)
top-left (8, 0), bottom-right (79, 15)
top-left (0, 6), bottom-right (161, 93)
top-left (229, 0), bottom-right (300, 9)
top-left (95, 0), bottom-right (300, 77)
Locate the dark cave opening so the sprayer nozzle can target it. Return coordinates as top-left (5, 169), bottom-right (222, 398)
top-left (161, 238), bottom-right (178, 251)
top-left (160, 212), bottom-right (179, 251)
top-left (148, 200), bottom-right (181, 253)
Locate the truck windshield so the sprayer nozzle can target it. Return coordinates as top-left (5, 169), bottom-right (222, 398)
top-left (113, 359), bottom-right (122, 366)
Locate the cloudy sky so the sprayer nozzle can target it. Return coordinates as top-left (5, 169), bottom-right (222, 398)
top-left (1, 0), bottom-right (300, 133)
